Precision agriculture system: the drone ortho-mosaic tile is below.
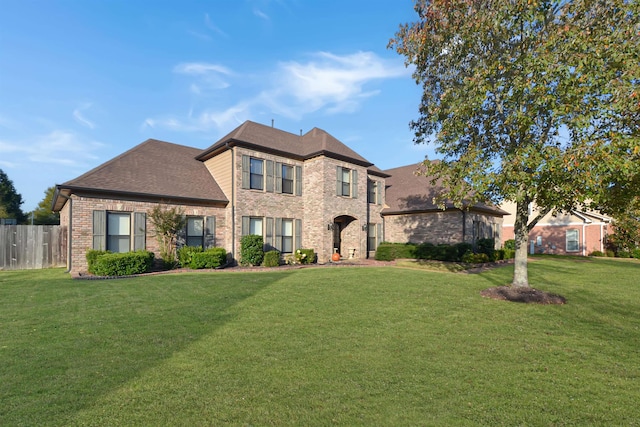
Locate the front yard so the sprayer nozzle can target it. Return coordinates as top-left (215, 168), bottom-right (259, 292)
top-left (1, 257), bottom-right (639, 425)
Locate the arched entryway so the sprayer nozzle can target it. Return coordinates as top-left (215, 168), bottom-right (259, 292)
top-left (331, 215), bottom-right (357, 258)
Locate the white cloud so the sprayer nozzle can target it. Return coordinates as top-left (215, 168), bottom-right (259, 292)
top-left (253, 8), bottom-right (270, 20)
top-left (72, 103), bottom-right (95, 129)
top-left (145, 51), bottom-right (411, 132)
top-left (204, 13), bottom-right (229, 38)
top-left (1, 130), bottom-right (104, 168)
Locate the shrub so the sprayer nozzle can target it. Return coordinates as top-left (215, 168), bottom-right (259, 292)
top-left (462, 251), bottom-right (490, 264)
top-left (503, 239), bottom-right (516, 250)
top-left (189, 248), bottom-right (227, 269)
top-left (86, 249), bottom-right (110, 274)
top-left (240, 234), bottom-right (264, 266)
top-left (476, 238), bottom-right (496, 262)
top-left (632, 248), bottom-right (640, 259)
top-left (298, 248), bottom-right (316, 264)
top-left (91, 250), bottom-right (154, 276)
top-left (375, 242), bottom-right (417, 261)
top-left (503, 249), bottom-right (515, 259)
top-left (453, 242), bottom-right (473, 261)
top-left (589, 250), bottom-right (605, 257)
top-left (177, 245), bottom-right (203, 267)
top-left (605, 249), bottom-right (615, 257)
top-left (263, 250), bottom-right (281, 267)
top-left (616, 250), bottom-right (632, 258)
top-left (495, 249), bottom-right (505, 260)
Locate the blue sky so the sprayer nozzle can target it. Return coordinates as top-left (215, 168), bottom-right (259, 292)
top-left (1, 0), bottom-right (431, 212)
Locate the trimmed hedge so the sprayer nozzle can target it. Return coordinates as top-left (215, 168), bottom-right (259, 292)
top-left (189, 248), bottom-right (227, 269)
top-left (177, 246), bottom-right (203, 267)
top-left (376, 240), bottom-right (509, 263)
top-left (240, 235), bottom-right (264, 266)
top-left (375, 243), bottom-right (416, 261)
top-left (298, 248), bottom-right (316, 264)
top-left (91, 250), bottom-right (155, 276)
top-left (86, 249), bottom-right (111, 274)
top-left (263, 250), bottom-right (281, 267)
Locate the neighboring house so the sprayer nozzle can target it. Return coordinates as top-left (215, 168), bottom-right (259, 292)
top-left (52, 120), bottom-right (508, 275)
top-left (500, 201), bottom-right (612, 255)
top-left (382, 163), bottom-right (506, 247)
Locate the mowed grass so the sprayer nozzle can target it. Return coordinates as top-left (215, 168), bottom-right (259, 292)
top-left (1, 257), bottom-right (639, 426)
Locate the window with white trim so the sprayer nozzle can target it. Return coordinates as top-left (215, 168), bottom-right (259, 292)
top-left (187, 217), bottom-right (204, 247)
top-left (249, 217), bottom-right (263, 236)
top-left (566, 229), bottom-right (579, 252)
top-left (282, 164), bottom-right (294, 194)
top-left (281, 219), bottom-right (293, 253)
top-left (336, 166), bottom-right (357, 198)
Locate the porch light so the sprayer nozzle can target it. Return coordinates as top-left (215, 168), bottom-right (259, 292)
top-left (327, 223), bottom-right (335, 231)
top-left (361, 223), bottom-right (368, 231)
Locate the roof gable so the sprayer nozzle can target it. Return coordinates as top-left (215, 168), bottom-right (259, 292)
top-left (197, 120), bottom-right (374, 167)
top-left (56, 139), bottom-right (228, 207)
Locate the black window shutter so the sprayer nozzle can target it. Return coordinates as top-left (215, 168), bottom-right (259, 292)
top-left (133, 212), bottom-right (146, 250)
top-left (241, 155), bottom-right (250, 189)
top-left (376, 181), bottom-right (383, 205)
top-left (205, 216), bottom-right (216, 248)
top-left (92, 210), bottom-right (106, 250)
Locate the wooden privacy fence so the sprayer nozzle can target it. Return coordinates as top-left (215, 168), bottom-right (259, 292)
top-left (0, 225), bottom-right (67, 270)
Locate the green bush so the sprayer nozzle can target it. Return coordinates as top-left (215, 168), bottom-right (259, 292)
top-left (589, 250), bottom-right (605, 257)
top-left (503, 249), bottom-right (515, 259)
top-left (86, 249), bottom-right (111, 274)
top-left (240, 235), bottom-right (264, 266)
top-left (616, 250), bottom-right (632, 258)
top-left (462, 251), bottom-right (490, 264)
top-left (453, 242), bottom-right (473, 261)
top-left (91, 250), bottom-right (155, 276)
top-left (177, 246), bottom-right (203, 267)
top-left (503, 239), bottom-right (516, 250)
top-left (375, 243), bottom-right (417, 261)
top-left (495, 249), bottom-right (505, 260)
top-left (189, 248), bottom-right (227, 269)
top-left (476, 238), bottom-right (496, 262)
top-left (263, 250), bottom-right (281, 267)
top-left (632, 248), bottom-right (640, 259)
top-left (605, 249), bottom-right (615, 257)
top-left (298, 248), bottom-right (316, 264)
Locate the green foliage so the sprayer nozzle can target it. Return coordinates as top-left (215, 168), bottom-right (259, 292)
top-left (240, 234), bottom-right (264, 266)
top-left (390, 0), bottom-right (639, 287)
top-left (147, 204), bottom-right (186, 265)
top-left (0, 169), bottom-right (26, 224)
top-left (189, 248), bottom-right (227, 269)
top-left (177, 246), bottom-right (203, 267)
top-left (632, 249), bottom-right (640, 260)
top-left (91, 250), bottom-right (154, 276)
top-left (31, 186), bottom-right (59, 225)
top-left (263, 250), bottom-right (281, 267)
top-left (462, 251), bottom-right (490, 264)
top-left (375, 242), bottom-right (417, 261)
top-left (503, 240), bottom-right (516, 251)
top-left (589, 250), bottom-right (605, 257)
top-left (298, 249), bottom-right (316, 264)
top-left (475, 238), bottom-right (496, 262)
top-left (86, 249), bottom-right (111, 274)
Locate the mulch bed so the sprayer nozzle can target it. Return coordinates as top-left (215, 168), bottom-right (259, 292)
top-left (480, 286), bottom-right (567, 305)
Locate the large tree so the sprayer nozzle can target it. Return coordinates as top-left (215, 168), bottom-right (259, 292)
top-left (0, 169), bottom-right (26, 224)
top-left (390, 0), bottom-right (639, 288)
top-left (31, 186), bottom-right (60, 225)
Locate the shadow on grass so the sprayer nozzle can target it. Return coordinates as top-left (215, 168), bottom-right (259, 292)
top-left (0, 269), bottom-right (293, 426)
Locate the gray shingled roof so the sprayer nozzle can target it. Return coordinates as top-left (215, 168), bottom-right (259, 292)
top-left (382, 163), bottom-right (506, 215)
top-left (55, 139), bottom-right (228, 208)
top-left (197, 120), bottom-right (385, 175)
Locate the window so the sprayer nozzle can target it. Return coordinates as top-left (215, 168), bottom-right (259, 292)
top-left (281, 219), bottom-right (293, 253)
top-left (107, 212), bottom-right (131, 253)
top-left (250, 158), bottom-right (264, 190)
top-left (282, 164), bottom-right (294, 194)
top-left (368, 223), bottom-right (377, 252)
top-left (368, 180), bottom-right (376, 203)
top-left (566, 229), bottom-right (579, 252)
top-left (249, 217), bottom-right (263, 236)
top-left (187, 217), bottom-right (204, 247)
top-left (336, 166), bottom-right (358, 198)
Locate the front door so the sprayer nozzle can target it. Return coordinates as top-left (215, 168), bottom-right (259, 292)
top-left (332, 222), bottom-right (341, 255)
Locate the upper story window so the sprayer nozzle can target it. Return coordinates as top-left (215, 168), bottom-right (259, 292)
top-left (250, 158), bottom-right (264, 190)
top-left (242, 155), bottom-right (302, 196)
top-left (282, 164), bottom-right (294, 194)
top-left (368, 180), bottom-right (382, 205)
top-left (336, 166), bottom-right (357, 198)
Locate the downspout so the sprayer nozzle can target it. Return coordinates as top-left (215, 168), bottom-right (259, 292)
top-left (227, 143), bottom-right (235, 260)
top-left (600, 222), bottom-right (604, 253)
top-left (57, 192), bottom-right (73, 273)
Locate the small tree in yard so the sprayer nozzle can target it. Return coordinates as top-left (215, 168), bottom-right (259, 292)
top-left (390, 0), bottom-right (639, 288)
top-left (148, 204), bottom-right (186, 267)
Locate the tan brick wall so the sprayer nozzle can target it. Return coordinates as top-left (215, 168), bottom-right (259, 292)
top-left (66, 195), bottom-right (226, 275)
top-left (384, 210), bottom-right (502, 247)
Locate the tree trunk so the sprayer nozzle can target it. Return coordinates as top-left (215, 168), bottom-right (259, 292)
top-left (512, 199), bottom-right (530, 288)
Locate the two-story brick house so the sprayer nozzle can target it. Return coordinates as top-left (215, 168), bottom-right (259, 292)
top-left (53, 120), bottom-right (505, 275)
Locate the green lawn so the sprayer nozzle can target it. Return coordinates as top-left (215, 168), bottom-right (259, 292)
top-left (1, 257), bottom-right (639, 426)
